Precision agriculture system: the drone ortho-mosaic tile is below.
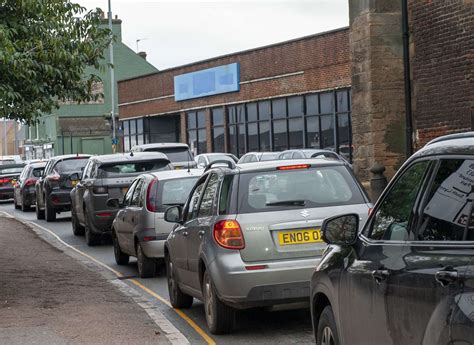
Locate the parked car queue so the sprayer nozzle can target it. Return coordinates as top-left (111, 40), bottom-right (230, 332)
top-left (4, 136), bottom-right (473, 344)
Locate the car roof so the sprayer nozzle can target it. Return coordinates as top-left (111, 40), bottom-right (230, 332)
top-left (91, 152), bottom-right (169, 164)
top-left (28, 161), bottom-right (47, 168)
top-left (148, 168), bottom-right (204, 180)
top-left (50, 154), bottom-right (91, 162)
top-left (234, 158), bottom-right (344, 173)
top-left (132, 143), bottom-right (189, 150)
top-left (414, 131), bottom-right (474, 159)
top-left (198, 153), bottom-right (234, 156)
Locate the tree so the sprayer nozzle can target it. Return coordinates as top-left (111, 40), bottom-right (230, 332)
top-left (0, 0), bottom-right (111, 123)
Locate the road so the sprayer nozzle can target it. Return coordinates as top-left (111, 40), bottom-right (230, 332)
top-left (0, 201), bottom-right (314, 345)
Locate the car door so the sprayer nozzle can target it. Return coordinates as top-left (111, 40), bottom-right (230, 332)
top-left (122, 178), bottom-right (145, 254)
top-left (187, 173), bottom-right (220, 291)
top-left (115, 179), bottom-right (138, 254)
top-left (338, 159), bottom-right (433, 345)
top-left (37, 160), bottom-right (52, 208)
top-left (75, 160), bottom-right (93, 224)
top-left (172, 175), bottom-right (208, 287)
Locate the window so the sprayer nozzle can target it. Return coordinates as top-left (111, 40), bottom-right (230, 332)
top-left (369, 161), bottom-right (429, 241)
top-left (273, 119), bottom-right (288, 151)
top-left (228, 105), bottom-right (246, 157)
top-left (123, 180), bottom-right (138, 206)
top-left (131, 179), bottom-right (144, 207)
top-left (186, 178), bottom-right (206, 221)
top-left (417, 159), bottom-right (474, 241)
top-left (198, 174), bottom-right (219, 218)
top-left (212, 108), bottom-right (225, 152)
top-left (187, 111), bottom-right (207, 155)
top-left (161, 177), bottom-right (200, 206)
top-left (98, 160), bottom-right (170, 177)
top-left (219, 175), bottom-right (233, 215)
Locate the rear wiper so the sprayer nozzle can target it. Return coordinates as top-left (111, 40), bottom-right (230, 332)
top-left (265, 199), bottom-right (306, 206)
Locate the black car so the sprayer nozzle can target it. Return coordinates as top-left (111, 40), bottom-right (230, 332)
top-left (310, 132), bottom-right (474, 345)
top-left (0, 164), bottom-right (25, 201)
top-left (36, 154), bottom-right (90, 222)
top-left (70, 152), bottom-right (171, 246)
top-left (13, 161), bottom-right (46, 211)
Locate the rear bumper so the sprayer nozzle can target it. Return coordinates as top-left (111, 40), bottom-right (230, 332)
top-left (138, 230), bottom-right (168, 258)
top-left (89, 209), bottom-right (117, 233)
top-left (23, 190), bottom-right (36, 206)
top-left (48, 190), bottom-right (72, 210)
top-left (207, 253), bottom-right (320, 309)
top-left (0, 187), bottom-right (14, 200)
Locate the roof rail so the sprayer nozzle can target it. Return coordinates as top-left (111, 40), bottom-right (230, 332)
top-left (426, 132), bottom-right (474, 146)
top-left (204, 160), bottom-right (236, 172)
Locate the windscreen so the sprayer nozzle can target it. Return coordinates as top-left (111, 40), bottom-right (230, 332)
top-left (238, 165), bottom-right (365, 213)
top-left (160, 177), bottom-right (199, 206)
top-left (55, 158), bottom-right (89, 173)
top-left (146, 147), bottom-right (191, 162)
top-left (260, 153), bottom-right (279, 161)
top-left (98, 160), bottom-right (170, 177)
top-left (208, 155), bottom-right (235, 163)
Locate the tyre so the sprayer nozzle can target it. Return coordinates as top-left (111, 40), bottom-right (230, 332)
top-left (112, 229), bottom-right (129, 265)
top-left (71, 209), bottom-right (85, 236)
top-left (45, 195), bottom-right (56, 222)
top-left (202, 270), bottom-right (235, 334)
top-left (166, 254), bottom-right (193, 308)
top-left (36, 195), bottom-right (45, 220)
top-left (21, 193), bottom-right (30, 212)
top-left (316, 306), bottom-right (340, 345)
top-left (137, 242), bottom-right (156, 278)
top-left (14, 194), bottom-right (20, 210)
top-left (84, 209), bottom-right (100, 246)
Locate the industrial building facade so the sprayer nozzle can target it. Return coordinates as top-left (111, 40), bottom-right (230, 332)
top-left (118, 28), bottom-right (352, 160)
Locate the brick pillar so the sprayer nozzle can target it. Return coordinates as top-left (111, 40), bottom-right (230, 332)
top-left (179, 111), bottom-right (187, 144)
top-left (205, 108), bottom-right (212, 153)
top-left (349, 0), bottom-right (407, 183)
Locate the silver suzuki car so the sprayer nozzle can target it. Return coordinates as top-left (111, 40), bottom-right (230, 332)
top-left (110, 169), bottom-right (204, 278)
top-left (163, 159), bottom-right (372, 334)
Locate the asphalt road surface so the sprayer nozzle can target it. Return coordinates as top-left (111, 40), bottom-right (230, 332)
top-left (0, 201), bottom-right (314, 345)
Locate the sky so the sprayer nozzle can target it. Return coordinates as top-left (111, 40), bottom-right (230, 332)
top-left (79, 0), bottom-right (349, 70)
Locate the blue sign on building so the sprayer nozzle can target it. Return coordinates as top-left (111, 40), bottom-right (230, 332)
top-left (174, 63), bottom-right (240, 101)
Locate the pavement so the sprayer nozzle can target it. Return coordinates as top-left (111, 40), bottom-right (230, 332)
top-left (0, 215), bottom-right (171, 345)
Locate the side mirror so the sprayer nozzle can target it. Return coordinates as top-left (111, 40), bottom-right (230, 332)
top-left (164, 206), bottom-right (182, 223)
top-left (106, 198), bottom-right (121, 209)
top-left (69, 173), bottom-right (80, 181)
top-left (321, 213), bottom-right (359, 246)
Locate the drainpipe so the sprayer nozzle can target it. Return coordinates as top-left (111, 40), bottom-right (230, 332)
top-left (402, 0), bottom-right (413, 157)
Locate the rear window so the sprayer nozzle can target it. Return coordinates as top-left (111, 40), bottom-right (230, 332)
top-left (310, 152), bottom-right (339, 159)
top-left (160, 177), bottom-right (199, 206)
top-left (0, 160), bottom-right (15, 166)
top-left (208, 155), bottom-right (236, 163)
top-left (238, 165), bottom-right (365, 213)
top-left (260, 153), bottom-right (279, 161)
top-left (98, 160), bottom-right (170, 177)
top-left (0, 167), bottom-right (24, 174)
top-left (32, 168), bottom-right (44, 177)
top-left (146, 147), bottom-right (191, 162)
top-left (55, 158), bottom-right (89, 173)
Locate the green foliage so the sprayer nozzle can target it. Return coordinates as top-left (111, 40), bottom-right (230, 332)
top-left (0, 0), bottom-right (111, 124)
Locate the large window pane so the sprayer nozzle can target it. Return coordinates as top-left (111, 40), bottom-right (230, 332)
top-left (248, 123), bottom-right (258, 151)
top-left (247, 103), bottom-right (257, 122)
top-left (213, 127), bottom-right (225, 152)
top-left (272, 98), bottom-right (287, 119)
top-left (229, 126), bottom-right (238, 156)
top-left (306, 94), bottom-right (319, 115)
top-left (289, 118), bottom-right (304, 149)
top-left (137, 133), bottom-right (144, 146)
top-left (188, 130), bottom-right (197, 155)
top-left (306, 116), bottom-right (320, 148)
top-left (259, 121), bottom-right (270, 151)
top-left (258, 101), bottom-right (271, 121)
top-left (288, 96), bottom-right (304, 117)
top-left (124, 136), bottom-right (130, 151)
top-left (320, 92), bottom-right (334, 114)
top-left (187, 112), bottom-right (196, 129)
top-left (321, 115), bottom-right (335, 149)
top-left (123, 121), bottom-right (130, 136)
top-left (137, 118), bottom-right (143, 134)
top-left (228, 106), bottom-right (236, 124)
top-left (238, 124), bottom-right (246, 155)
top-left (337, 90), bottom-right (349, 112)
top-left (198, 128), bottom-right (207, 153)
top-left (273, 119), bottom-right (288, 151)
top-left (197, 111), bottom-right (206, 128)
top-left (212, 107), bottom-right (224, 126)
top-left (337, 114), bottom-right (351, 161)
top-left (130, 119), bottom-right (136, 135)
top-left (236, 105), bottom-right (246, 123)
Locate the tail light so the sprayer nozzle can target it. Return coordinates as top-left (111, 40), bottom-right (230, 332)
top-left (96, 212), bottom-right (112, 218)
top-left (25, 178), bottom-right (36, 187)
top-left (93, 186), bottom-right (108, 194)
top-left (277, 164), bottom-right (310, 170)
top-left (48, 170), bottom-right (60, 181)
top-left (146, 178), bottom-right (159, 212)
top-left (213, 220), bottom-right (245, 249)
top-left (0, 178), bottom-right (11, 184)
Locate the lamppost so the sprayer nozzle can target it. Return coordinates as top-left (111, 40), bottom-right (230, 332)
top-left (108, 0), bottom-right (116, 153)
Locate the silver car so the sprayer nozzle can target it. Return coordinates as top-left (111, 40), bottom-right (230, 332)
top-left (195, 153), bottom-right (238, 169)
top-left (237, 151), bottom-right (280, 163)
top-left (131, 142), bottom-right (197, 169)
top-left (163, 159), bottom-right (371, 334)
top-left (110, 169), bottom-right (204, 278)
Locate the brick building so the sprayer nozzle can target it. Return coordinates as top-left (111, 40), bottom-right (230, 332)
top-left (118, 28), bottom-right (353, 160)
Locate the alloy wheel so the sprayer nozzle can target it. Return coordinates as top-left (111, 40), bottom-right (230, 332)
top-left (204, 276), bottom-right (214, 326)
top-left (321, 326), bottom-right (335, 345)
top-left (167, 261), bottom-right (176, 296)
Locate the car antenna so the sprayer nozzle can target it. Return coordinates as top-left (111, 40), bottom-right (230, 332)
top-left (130, 151), bottom-right (134, 157)
top-left (186, 149), bottom-right (192, 173)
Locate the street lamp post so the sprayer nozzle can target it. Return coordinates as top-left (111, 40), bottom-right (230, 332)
top-left (108, 0), bottom-right (116, 153)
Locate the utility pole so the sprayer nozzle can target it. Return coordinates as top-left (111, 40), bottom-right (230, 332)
top-left (108, 0), bottom-right (117, 153)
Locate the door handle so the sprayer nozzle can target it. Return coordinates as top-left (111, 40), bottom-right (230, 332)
top-left (372, 269), bottom-right (390, 284)
top-left (182, 231), bottom-right (188, 237)
top-left (131, 217), bottom-right (135, 223)
top-left (198, 230), bottom-right (205, 237)
top-left (435, 269), bottom-right (459, 287)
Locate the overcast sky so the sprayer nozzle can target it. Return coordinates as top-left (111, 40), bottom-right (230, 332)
top-left (79, 0), bottom-right (349, 70)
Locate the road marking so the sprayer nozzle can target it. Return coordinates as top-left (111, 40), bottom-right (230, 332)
top-left (0, 212), bottom-right (215, 345)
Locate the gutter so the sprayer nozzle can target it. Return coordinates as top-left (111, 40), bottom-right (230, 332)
top-left (402, 0), bottom-right (413, 157)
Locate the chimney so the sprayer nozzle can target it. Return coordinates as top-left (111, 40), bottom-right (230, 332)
top-left (138, 51), bottom-right (147, 60)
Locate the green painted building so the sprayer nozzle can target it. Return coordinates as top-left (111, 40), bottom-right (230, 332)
top-left (23, 15), bottom-right (158, 160)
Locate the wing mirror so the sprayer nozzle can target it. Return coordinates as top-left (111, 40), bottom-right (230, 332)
top-left (106, 198), bottom-right (122, 209)
top-left (321, 213), bottom-right (359, 246)
top-left (164, 205), bottom-right (182, 223)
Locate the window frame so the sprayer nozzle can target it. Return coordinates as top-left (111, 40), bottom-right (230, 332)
top-left (183, 174), bottom-right (210, 223)
top-left (211, 107), bottom-right (225, 153)
top-left (187, 110), bottom-right (207, 155)
top-left (197, 173), bottom-right (220, 218)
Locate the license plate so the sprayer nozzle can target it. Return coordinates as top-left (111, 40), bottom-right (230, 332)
top-left (278, 229), bottom-right (322, 246)
top-left (71, 180), bottom-right (78, 187)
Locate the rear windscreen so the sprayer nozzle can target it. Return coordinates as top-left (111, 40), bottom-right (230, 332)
top-left (55, 158), bottom-right (89, 173)
top-left (238, 165), bottom-right (365, 213)
top-left (98, 160), bottom-right (170, 177)
top-left (0, 160), bottom-right (15, 166)
top-left (260, 153), bottom-right (279, 161)
top-left (0, 167), bottom-right (24, 174)
top-left (146, 147), bottom-right (190, 162)
top-left (160, 177), bottom-right (199, 206)
top-left (208, 155), bottom-right (236, 163)
top-left (32, 168), bottom-right (44, 177)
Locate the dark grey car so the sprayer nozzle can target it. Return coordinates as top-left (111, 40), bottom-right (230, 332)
top-left (131, 143), bottom-right (196, 169)
top-left (164, 159), bottom-right (371, 334)
top-left (70, 152), bottom-right (171, 246)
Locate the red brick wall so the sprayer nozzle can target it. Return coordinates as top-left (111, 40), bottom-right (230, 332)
top-left (409, 0), bottom-right (474, 148)
top-left (118, 28), bottom-right (350, 119)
